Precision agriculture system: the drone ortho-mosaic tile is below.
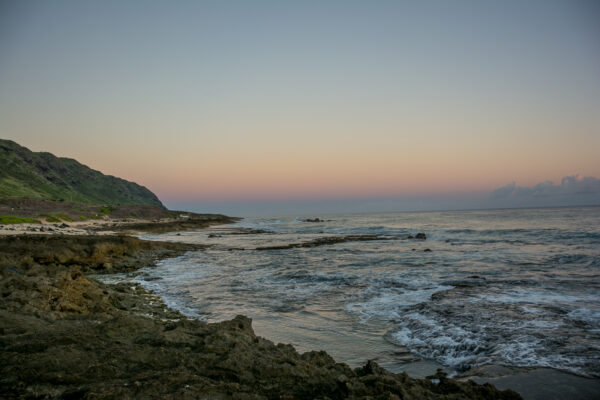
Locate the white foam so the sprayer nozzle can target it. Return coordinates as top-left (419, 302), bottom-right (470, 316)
top-left (346, 285), bottom-right (453, 323)
top-left (387, 306), bottom-right (600, 377)
top-left (390, 311), bottom-right (486, 368)
top-left (478, 289), bottom-right (599, 306)
top-left (568, 308), bottom-right (600, 326)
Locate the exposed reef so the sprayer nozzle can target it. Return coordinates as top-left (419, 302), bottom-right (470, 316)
top-left (255, 235), bottom-right (390, 250)
top-left (255, 232), bottom-right (428, 250)
top-left (0, 234), bottom-right (202, 274)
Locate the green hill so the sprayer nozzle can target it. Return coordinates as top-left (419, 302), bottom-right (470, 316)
top-left (0, 139), bottom-right (165, 208)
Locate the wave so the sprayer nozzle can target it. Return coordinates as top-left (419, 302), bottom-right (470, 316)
top-left (389, 309), bottom-right (600, 377)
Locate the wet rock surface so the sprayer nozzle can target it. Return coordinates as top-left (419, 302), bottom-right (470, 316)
top-left (0, 234), bottom-right (203, 274)
top-left (222, 228), bottom-right (274, 235)
top-left (255, 232), bottom-right (430, 250)
top-left (256, 235), bottom-right (394, 250)
top-left (0, 235), bottom-right (522, 399)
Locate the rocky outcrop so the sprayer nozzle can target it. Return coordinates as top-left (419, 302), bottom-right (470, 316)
top-left (256, 235), bottom-right (392, 250)
top-left (0, 234), bottom-right (202, 274)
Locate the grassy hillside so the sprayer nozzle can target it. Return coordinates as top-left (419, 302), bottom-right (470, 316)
top-left (0, 139), bottom-right (164, 208)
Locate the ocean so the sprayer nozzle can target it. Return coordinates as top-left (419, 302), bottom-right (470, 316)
top-left (131, 206), bottom-right (599, 378)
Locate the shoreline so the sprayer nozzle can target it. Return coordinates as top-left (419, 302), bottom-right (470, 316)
top-left (0, 220), bottom-right (524, 399)
top-left (128, 226), bottom-right (600, 400)
top-left (0, 214), bottom-right (239, 237)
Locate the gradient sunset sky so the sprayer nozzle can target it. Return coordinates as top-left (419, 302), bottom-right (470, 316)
top-left (1, 1), bottom-right (599, 215)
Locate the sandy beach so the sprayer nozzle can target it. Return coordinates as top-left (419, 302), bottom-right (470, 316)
top-left (0, 214), bottom-right (239, 237)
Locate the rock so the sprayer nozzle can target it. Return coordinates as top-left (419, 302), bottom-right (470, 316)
top-left (468, 275), bottom-right (485, 279)
top-left (103, 262), bottom-right (113, 272)
top-left (256, 235), bottom-right (391, 250)
top-left (415, 232), bottom-right (427, 240)
top-left (423, 248), bottom-right (432, 252)
top-left (218, 228), bottom-right (270, 235)
top-left (4, 266), bottom-right (20, 274)
top-left (0, 235), bottom-right (202, 275)
top-left (59, 223), bottom-right (70, 228)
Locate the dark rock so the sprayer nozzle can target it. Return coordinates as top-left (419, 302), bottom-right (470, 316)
top-left (4, 266), bottom-right (20, 274)
top-left (256, 235), bottom-right (393, 250)
top-left (423, 248), bottom-right (432, 252)
top-left (0, 234), bottom-right (202, 274)
top-left (221, 228), bottom-right (271, 235)
top-left (468, 275), bottom-right (485, 280)
top-left (59, 223), bottom-right (70, 228)
top-left (427, 368), bottom-right (448, 381)
top-left (415, 232), bottom-right (427, 240)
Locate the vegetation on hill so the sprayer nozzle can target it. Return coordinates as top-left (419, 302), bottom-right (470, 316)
top-left (0, 139), bottom-right (164, 207)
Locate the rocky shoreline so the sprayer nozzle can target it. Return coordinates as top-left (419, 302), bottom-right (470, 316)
top-left (1, 231), bottom-right (522, 399)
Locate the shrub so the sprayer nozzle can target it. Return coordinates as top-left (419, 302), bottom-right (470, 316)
top-left (0, 216), bottom-right (41, 224)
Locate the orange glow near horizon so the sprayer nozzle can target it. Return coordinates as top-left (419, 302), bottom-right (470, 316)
top-left (6, 115), bottom-right (599, 203)
top-left (102, 142), bottom-right (600, 203)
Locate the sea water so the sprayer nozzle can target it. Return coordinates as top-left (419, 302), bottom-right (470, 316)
top-left (135, 207), bottom-right (600, 378)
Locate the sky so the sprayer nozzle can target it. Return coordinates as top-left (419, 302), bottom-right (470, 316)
top-left (1, 0), bottom-right (599, 215)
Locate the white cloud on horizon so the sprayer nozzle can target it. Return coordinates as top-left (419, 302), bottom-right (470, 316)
top-left (490, 175), bottom-right (600, 207)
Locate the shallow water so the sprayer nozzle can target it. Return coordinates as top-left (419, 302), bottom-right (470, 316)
top-left (134, 207), bottom-right (600, 378)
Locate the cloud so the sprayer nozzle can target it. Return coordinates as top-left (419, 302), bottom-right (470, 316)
top-left (490, 175), bottom-right (600, 207)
